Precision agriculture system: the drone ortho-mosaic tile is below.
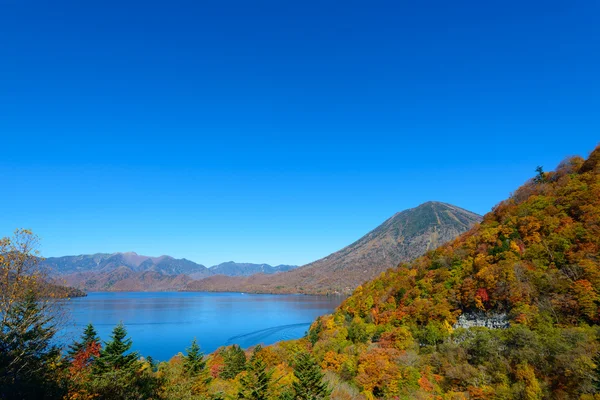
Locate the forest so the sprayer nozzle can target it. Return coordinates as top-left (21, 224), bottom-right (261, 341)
top-left (1, 145), bottom-right (600, 399)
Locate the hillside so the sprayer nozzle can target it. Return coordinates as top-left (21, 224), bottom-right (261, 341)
top-left (44, 281), bottom-right (87, 298)
top-left (300, 146), bottom-right (600, 398)
top-left (186, 202), bottom-right (481, 294)
top-left (60, 268), bottom-right (194, 291)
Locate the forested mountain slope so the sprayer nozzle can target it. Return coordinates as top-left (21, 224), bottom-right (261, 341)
top-left (302, 146), bottom-right (600, 398)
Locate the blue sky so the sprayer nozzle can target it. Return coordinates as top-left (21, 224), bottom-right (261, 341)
top-left (1, 0), bottom-right (598, 266)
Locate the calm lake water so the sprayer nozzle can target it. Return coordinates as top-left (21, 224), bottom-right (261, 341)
top-left (60, 292), bottom-right (343, 360)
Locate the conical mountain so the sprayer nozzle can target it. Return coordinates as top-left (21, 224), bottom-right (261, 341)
top-left (303, 201), bottom-right (481, 273)
top-left (187, 202), bottom-right (481, 294)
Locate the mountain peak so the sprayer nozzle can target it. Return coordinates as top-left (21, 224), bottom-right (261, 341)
top-left (418, 200), bottom-right (445, 206)
top-left (412, 201), bottom-right (478, 213)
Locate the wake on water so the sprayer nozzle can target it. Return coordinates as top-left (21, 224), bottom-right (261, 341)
top-left (225, 322), bottom-right (311, 347)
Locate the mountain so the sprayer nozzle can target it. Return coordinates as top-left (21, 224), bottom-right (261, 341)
top-left (208, 262), bottom-right (297, 277)
top-left (44, 253), bottom-right (297, 291)
top-left (299, 146), bottom-right (600, 398)
top-left (42, 252), bottom-right (211, 277)
top-left (186, 201), bottom-right (482, 294)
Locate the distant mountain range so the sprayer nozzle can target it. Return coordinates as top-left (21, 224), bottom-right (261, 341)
top-left (43, 254), bottom-right (298, 291)
top-left (186, 201), bottom-right (482, 294)
top-left (43, 252), bottom-right (211, 277)
top-left (208, 262), bottom-right (297, 277)
top-left (48, 201), bottom-right (481, 294)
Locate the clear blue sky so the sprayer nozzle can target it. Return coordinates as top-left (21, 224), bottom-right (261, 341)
top-left (1, 0), bottom-right (598, 266)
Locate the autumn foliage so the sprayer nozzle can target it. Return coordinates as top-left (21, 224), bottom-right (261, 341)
top-left (303, 145), bottom-right (600, 398)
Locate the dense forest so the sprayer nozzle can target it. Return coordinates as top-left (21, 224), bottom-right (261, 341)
top-left (1, 145), bottom-right (600, 399)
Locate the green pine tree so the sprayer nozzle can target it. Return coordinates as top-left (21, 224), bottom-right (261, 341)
top-left (67, 323), bottom-right (100, 360)
top-left (249, 344), bottom-right (263, 364)
top-left (291, 352), bottom-right (331, 400)
top-left (183, 337), bottom-right (206, 376)
top-left (87, 323), bottom-right (160, 400)
top-left (145, 355), bottom-right (158, 372)
top-left (278, 391), bottom-right (294, 400)
top-left (307, 319), bottom-right (322, 346)
top-left (0, 290), bottom-right (63, 400)
top-left (237, 345), bottom-right (273, 400)
top-left (221, 344), bottom-right (247, 379)
top-left (93, 322), bottom-right (138, 373)
top-left (534, 165), bottom-right (547, 184)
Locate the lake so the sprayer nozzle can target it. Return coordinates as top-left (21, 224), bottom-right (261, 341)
top-left (60, 292), bottom-right (344, 360)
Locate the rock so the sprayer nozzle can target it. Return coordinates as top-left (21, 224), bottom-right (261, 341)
top-left (454, 311), bottom-right (509, 330)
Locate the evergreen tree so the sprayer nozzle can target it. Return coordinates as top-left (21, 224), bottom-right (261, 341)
top-left (237, 346), bottom-right (273, 400)
top-left (93, 322), bottom-right (138, 373)
top-left (237, 358), bottom-right (272, 400)
top-left (183, 337), bottom-right (206, 376)
top-left (278, 391), bottom-right (294, 400)
top-left (534, 165), bottom-right (547, 184)
top-left (145, 355), bottom-right (158, 373)
top-left (249, 344), bottom-right (263, 363)
top-left (307, 319), bottom-right (322, 346)
top-left (0, 291), bottom-right (63, 399)
top-left (87, 323), bottom-right (160, 400)
top-left (291, 352), bottom-right (331, 400)
top-left (67, 323), bottom-right (99, 360)
top-left (221, 344), bottom-right (246, 379)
